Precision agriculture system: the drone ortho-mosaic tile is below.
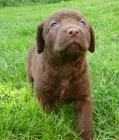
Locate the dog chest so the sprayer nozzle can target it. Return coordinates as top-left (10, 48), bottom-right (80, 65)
top-left (50, 76), bottom-right (78, 104)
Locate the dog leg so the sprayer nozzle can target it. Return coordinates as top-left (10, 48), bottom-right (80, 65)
top-left (36, 90), bottom-right (54, 113)
top-left (74, 95), bottom-right (93, 140)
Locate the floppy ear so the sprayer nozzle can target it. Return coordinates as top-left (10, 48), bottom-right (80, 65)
top-left (88, 25), bottom-right (95, 53)
top-left (36, 22), bottom-right (45, 54)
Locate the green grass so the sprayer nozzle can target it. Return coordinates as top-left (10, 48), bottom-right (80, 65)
top-left (0, 0), bottom-right (119, 139)
top-left (0, 0), bottom-right (69, 7)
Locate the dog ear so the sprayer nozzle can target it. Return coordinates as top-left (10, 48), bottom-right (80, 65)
top-left (88, 25), bottom-right (95, 53)
top-left (36, 22), bottom-right (45, 54)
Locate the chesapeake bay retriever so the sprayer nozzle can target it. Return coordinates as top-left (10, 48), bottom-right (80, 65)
top-left (27, 9), bottom-right (95, 140)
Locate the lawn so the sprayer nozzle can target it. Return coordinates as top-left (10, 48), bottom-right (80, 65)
top-left (0, 0), bottom-right (119, 139)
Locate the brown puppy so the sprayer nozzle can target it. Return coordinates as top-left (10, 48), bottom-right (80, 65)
top-left (27, 9), bottom-right (95, 140)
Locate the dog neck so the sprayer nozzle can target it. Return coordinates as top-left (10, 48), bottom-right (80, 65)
top-left (43, 49), bottom-right (87, 66)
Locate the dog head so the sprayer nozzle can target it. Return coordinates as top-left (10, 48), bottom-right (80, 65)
top-left (37, 9), bottom-right (95, 62)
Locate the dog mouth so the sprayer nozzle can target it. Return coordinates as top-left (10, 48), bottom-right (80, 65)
top-left (65, 43), bottom-right (83, 55)
top-left (63, 42), bottom-right (84, 57)
top-left (59, 43), bottom-right (84, 62)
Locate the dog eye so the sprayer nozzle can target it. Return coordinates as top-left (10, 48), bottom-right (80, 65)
top-left (51, 23), bottom-right (59, 29)
top-left (79, 20), bottom-right (85, 27)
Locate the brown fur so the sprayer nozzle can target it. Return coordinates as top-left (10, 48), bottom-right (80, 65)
top-left (27, 9), bottom-right (95, 140)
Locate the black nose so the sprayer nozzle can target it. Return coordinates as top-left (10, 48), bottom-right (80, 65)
top-left (67, 28), bottom-right (79, 36)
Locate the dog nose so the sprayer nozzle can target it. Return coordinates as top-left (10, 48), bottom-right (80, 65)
top-left (67, 28), bottom-right (79, 37)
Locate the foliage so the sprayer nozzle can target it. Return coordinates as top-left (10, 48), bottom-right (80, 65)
top-left (0, 0), bottom-right (39, 7)
top-left (42, 0), bottom-right (68, 4)
top-left (0, 0), bottom-right (69, 7)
